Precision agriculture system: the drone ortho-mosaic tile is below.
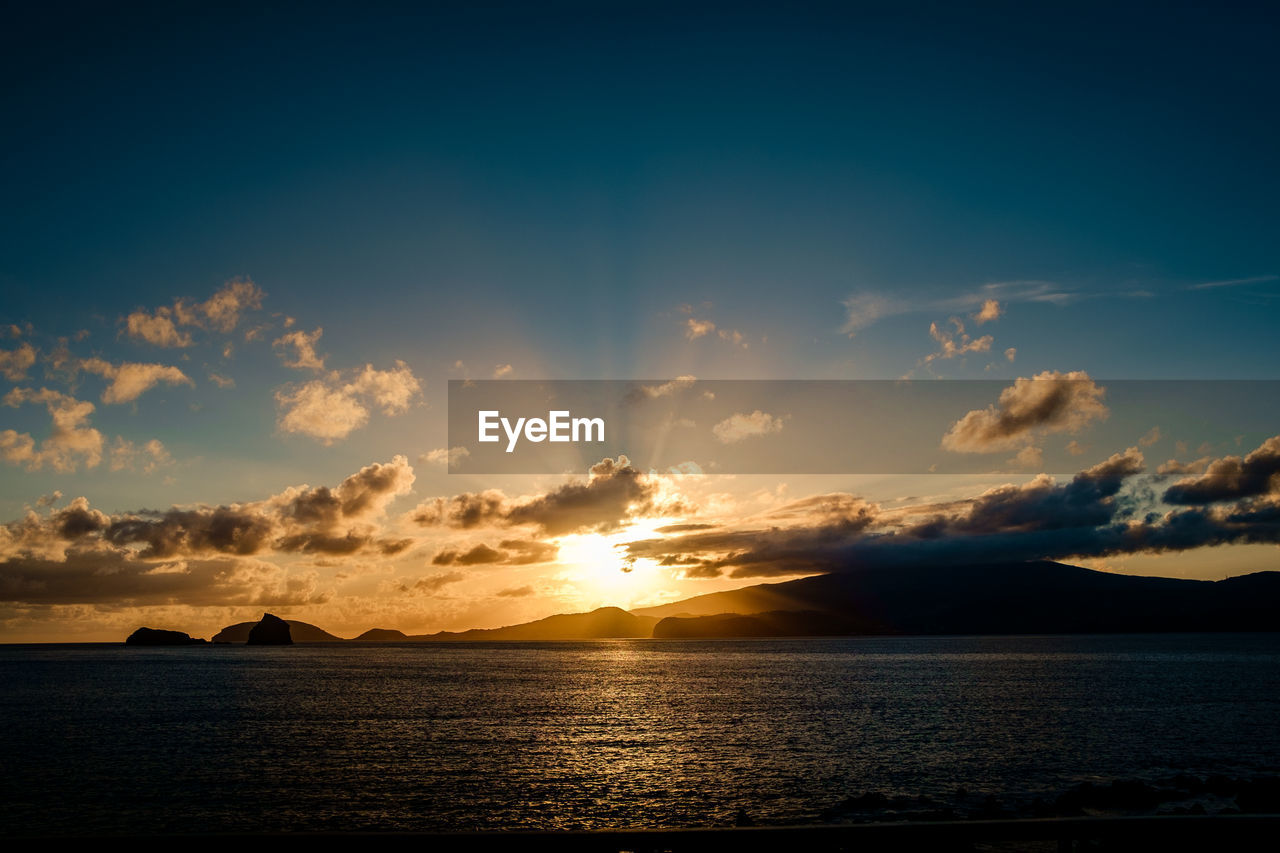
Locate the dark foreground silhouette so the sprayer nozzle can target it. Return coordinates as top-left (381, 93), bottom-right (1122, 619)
top-left (246, 612), bottom-right (293, 645)
top-left (130, 561), bottom-right (1280, 643)
top-left (124, 627), bottom-right (207, 645)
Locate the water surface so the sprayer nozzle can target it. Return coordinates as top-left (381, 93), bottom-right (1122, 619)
top-left (2, 634), bottom-right (1278, 834)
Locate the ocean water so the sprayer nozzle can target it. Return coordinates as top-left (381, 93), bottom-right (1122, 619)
top-left (1, 634), bottom-right (1278, 835)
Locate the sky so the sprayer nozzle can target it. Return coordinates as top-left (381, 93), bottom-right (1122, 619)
top-left (1, 2), bottom-right (1278, 641)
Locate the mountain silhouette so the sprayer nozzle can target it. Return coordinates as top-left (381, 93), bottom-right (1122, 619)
top-left (421, 606), bottom-right (657, 641)
top-left (638, 561), bottom-right (1280, 636)
top-left (164, 562), bottom-right (1280, 645)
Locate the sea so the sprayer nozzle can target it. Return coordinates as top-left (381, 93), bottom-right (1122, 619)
top-left (2, 634), bottom-right (1278, 835)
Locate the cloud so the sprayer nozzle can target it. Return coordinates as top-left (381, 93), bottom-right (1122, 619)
top-left (1138, 427), bottom-right (1162, 448)
top-left (495, 586), bottom-right (535, 598)
top-left (1185, 274), bottom-right (1278, 291)
top-left (1004, 347), bottom-right (1017, 362)
top-left (841, 281), bottom-right (1075, 337)
top-left (1, 388), bottom-right (104, 472)
top-left (627, 376), bottom-right (697, 402)
top-left (840, 292), bottom-right (908, 337)
top-left (208, 372), bottom-right (235, 389)
top-left (125, 310), bottom-right (192, 348)
top-left (411, 456), bottom-right (672, 537)
top-left (0, 458), bottom-right (425, 606)
top-left (492, 364), bottom-right (514, 379)
top-left (973, 299), bottom-right (1002, 324)
top-left (109, 437), bottom-right (174, 474)
top-left (95, 456), bottom-right (417, 560)
top-left (942, 371), bottom-right (1108, 453)
top-left (273, 328), bottom-right (326, 371)
top-left (404, 572), bottom-right (465, 595)
top-left (0, 343), bottom-right (37, 380)
top-left (431, 538), bottom-right (558, 567)
top-left (349, 362), bottom-right (421, 415)
top-left (78, 357), bottom-right (193, 404)
top-left (420, 446), bottom-right (470, 470)
top-left (622, 436), bottom-right (1280, 581)
top-left (713, 410), bottom-right (784, 444)
top-left (411, 490), bottom-right (508, 529)
top-left (197, 278), bottom-right (265, 332)
top-left (717, 328), bottom-right (747, 348)
top-left (621, 445), bottom-right (1273, 579)
top-left (921, 317), bottom-right (994, 366)
top-left (1156, 457), bottom-right (1211, 477)
top-left (276, 381), bottom-right (369, 444)
top-left (1162, 435), bottom-right (1280, 504)
top-left (1009, 445), bottom-right (1043, 469)
top-left (124, 278), bottom-right (264, 346)
top-left (0, 551), bottom-right (329, 606)
top-left (685, 318), bottom-right (715, 339)
top-left (433, 543), bottom-right (505, 566)
top-left (275, 361), bottom-right (421, 443)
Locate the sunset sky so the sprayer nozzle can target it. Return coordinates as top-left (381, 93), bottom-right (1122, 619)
top-left (2, 3), bottom-right (1278, 641)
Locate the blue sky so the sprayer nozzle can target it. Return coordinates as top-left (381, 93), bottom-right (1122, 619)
top-left (2, 2), bottom-right (1278, 640)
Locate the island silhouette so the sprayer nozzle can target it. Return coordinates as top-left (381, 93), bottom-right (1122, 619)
top-left (125, 561), bottom-right (1280, 644)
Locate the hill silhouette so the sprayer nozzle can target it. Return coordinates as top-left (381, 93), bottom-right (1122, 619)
top-left (211, 618), bottom-right (344, 643)
top-left (421, 606), bottom-right (657, 641)
top-left (170, 562), bottom-right (1280, 644)
top-left (638, 562), bottom-right (1280, 636)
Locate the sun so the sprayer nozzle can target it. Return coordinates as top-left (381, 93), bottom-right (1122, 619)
top-left (554, 519), bottom-right (670, 609)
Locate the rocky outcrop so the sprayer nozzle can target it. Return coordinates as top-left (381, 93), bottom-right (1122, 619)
top-left (125, 627), bottom-right (207, 645)
top-left (212, 618), bottom-right (342, 643)
top-left (246, 612), bottom-right (293, 645)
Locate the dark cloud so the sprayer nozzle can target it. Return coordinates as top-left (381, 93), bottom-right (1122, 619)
top-left (0, 550), bottom-right (328, 606)
top-left (51, 497), bottom-right (109, 539)
top-left (403, 572), bottom-right (465, 595)
top-left (497, 539), bottom-right (559, 564)
top-left (1163, 435), bottom-right (1280, 504)
top-left (432, 539), bottom-right (558, 567)
top-left (412, 456), bottom-right (670, 537)
top-left (433, 543), bottom-right (505, 566)
top-left (106, 507), bottom-right (275, 558)
top-left (412, 490), bottom-right (508, 529)
top-left (625, 443), bottom-right (1280, 579)
top-left (1, 458), bottom-right (416, 605)
top-left (495, 585), bottom-right (535, 598)
top-left (505, 456), bottom-right (664, 535)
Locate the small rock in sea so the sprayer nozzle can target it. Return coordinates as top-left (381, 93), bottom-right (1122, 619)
top-left (733, 808), bottom-right (756, 827)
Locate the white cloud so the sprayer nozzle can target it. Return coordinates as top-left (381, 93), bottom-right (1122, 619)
top-left (351, 362), bottom-right (421, 415)
top-left (124, 278), bottom-right (264, 346)
top-left (79, 357), bottom-right (193, 404)
top-left (713, 410), bottom-right (785, 444)
top-left (273, 327), bottom-right (326, 371)
top-left (275, 381), bottom-right (370, 444)
top-left (275, 361), bottom-right (422, 444)
top-left (110, 437), bottom-right (174, 474)
top-left (0, 343), bottom-right (37, 380)
top-left (685, 318), bottom-right (715, 339)
top-left (1, 388), bottom-right (104, 472)
top-left (421, 446), bottom-right (470, 470)
top-left (973, 298), bottom-right (1002, 324)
